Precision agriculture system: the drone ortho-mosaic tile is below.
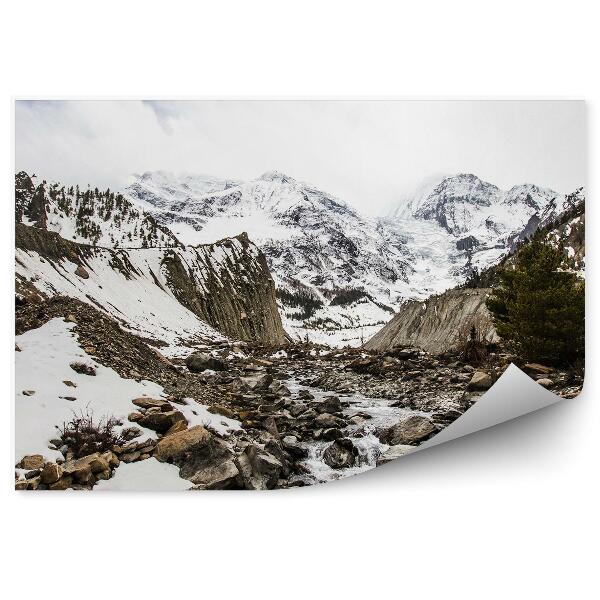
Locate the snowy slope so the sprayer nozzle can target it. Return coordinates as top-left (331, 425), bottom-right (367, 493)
top-left (383, 173), bottom-right (568, 290)
top-left (16, 222), bottom-right (286, 352)
top-left (15, 318), bottom-right (241, 488)
top-left (124, 170), bottom-right (414, 345)
top-left (15, 171), bottom-right (180, 248)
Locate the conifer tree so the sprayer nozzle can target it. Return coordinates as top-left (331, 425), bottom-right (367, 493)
top-left (486, 232), bottom-right (584, 365)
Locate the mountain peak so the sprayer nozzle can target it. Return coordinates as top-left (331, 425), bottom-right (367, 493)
top-left (257, 170), bottom-right (296, 184)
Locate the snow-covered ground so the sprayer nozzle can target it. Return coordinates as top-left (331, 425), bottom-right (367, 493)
top-left (15, 318), bottom-right (165, 463)
top-left (95, 458), bottom-right (194, 491)
top-left (15, 318), bottom-right (241, 479)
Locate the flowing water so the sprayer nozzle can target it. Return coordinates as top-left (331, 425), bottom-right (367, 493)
top-left (285, 379), bottom-right (431, 484)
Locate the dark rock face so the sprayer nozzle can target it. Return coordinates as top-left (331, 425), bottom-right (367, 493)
top-left (323, 438), bottom-right (358, 469)
top-left (15, 223), bottom-right (286, 345)
top-left (161, 233), bottom-right (286, 344)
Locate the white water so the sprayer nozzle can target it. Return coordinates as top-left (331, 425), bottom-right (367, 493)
top-left (285, 379), bottom-right (431, 484)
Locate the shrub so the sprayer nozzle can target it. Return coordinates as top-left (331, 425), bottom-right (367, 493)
top-left (58, 409), bottom-right (127, 459)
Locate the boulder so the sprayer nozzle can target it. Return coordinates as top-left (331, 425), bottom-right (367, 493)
top-left (235, 444), bottom-right (282, 490)
top-left (242, 373), bottom-right (274, 391)
top-left (138, 409), bottom-right (186, 434)
top-left (316, 396), bottom-right (342, 414)
top-left (377, 415), bottom-right (437, 446)
top-left (323, 438), bottom-right (358, 469)
top-left (523, 363), bottom-right (554, 375)
top-left (467, 371), bottom-right (493, 391)
top-left (132, 397), bottom-right (172, 410)
top-left (536, 378), bottom-right (553, 388)
top-left (62, 452), bottom-right (110, 482)
top-left (346, 357), bottom-right (378, 373)
top-left (207, 404), bottom-right (237, 419)
top-left (40, 462), bottom-right (63, 484)
top-left (190, 460), bottom-right (239, 490)
top-left (18, 454), bottom-right (45, 470)
top-left (74, 264), bottom-right (89, 279)
top-left (48, 476), bottom-right (73, 490)
top-left (315, 413), bottom-right (346, 429)
top-left (153, 426), bottom-right (213, 462)
top-left (185, 352), bottom-right (228, 372)
top-left (376, 444), bottom-right (415, 466)
top-left (282, 436), bottom-right (308, 459)
top-left (154, 426), bottom-right (239, 490)
top-left (321, 428), bottom-right (344, 441)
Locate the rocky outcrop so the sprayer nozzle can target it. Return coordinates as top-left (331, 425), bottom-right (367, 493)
top-left (15, 222), bottom-right (286, 345)
top-left (365, 288), bottom-right (497, 354)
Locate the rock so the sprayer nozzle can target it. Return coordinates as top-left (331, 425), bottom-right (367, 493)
top-left (22, 389), bottom-right (36, 396)
top-left (377, 415), bottom-right (437, 446)
top-left (376, 445), bottom-right (415, 466)
top-left (235, 444), bottom-right (282, 490)
top-left (346, 357), bottom-right (377, 373)
top-left (262, 416), bottom-right (280, 438)
top-left (128, 412), bottom-right (143, 422)
top-left (40, 462), bottom-right (63, 484)
top-left (536, 378), bottom-right (553, 388)
top-left (74, 264), bottom-right (89, 279)
top-left (63, 380), bottom-right (77, 387)
top-left (321, 428), bottom-right (344, 441)
top-left (121, 451), bottom-right (141, 463)
top-left (315, 413), bottom-right (346, 429)
top-left (323, 438), bottom-right (358, 469)
top-left (229, 378), bottom-right (250, 393)
top-left (467, 371), bottom-right (493, 391)
top-left (69, 362), bottom-right (96, 376)
top-left (242, 373), bottom-right (274, 391)
top-left (138, 409), bottom-right (187, 434)
top-left (282, 436), bottom-right (308, 459)
top-left (121, 426), bottom-right (143, 441)
top-left (154, 426), bottom-right (239, 489)
top-left (185, 352), bottom-right (228, 372)
top-left (165, 420), bottom-right (188, 435)
top-left (18, 454), bottom-right (45, 470)
top-left (132, 397), bottom-right (172, 410)
top-left (207, 405), bottom-right (236, 419)
top-left (289, 403), bottom-right (307, 417)
top-left (523, 363), bottom-right (554, 375)
top-left (62, 453), bottom-right (110, 483)
top-left (190, 460), bottom-right (240, 490)
top-left (316, 396), bottom-right (342, 414)
top-left (348, 415), bottom-right (366, 425)
top-left (48, 476), bottom-right (73, 490)
top-left (153, 427), bottom-right (212, 461)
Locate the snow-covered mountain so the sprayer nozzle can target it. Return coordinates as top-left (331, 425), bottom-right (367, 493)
top-left (123, 170), bottom-right (578, 346)
top-left (15, 171), bottom-right (180, 248)
top-left (383, 173), bottom-right (568, 288)
top-left (125, 170), bottom-right (416, 346)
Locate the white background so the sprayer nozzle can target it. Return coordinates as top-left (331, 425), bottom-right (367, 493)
top-left (1, 1), bottom-right (597, 599)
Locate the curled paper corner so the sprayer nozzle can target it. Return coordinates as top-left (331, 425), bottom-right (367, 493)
top-left (418, 364), bottom-right (566, 453)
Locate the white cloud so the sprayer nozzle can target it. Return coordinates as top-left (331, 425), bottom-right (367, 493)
top-left (15, 100), bottom-right (586, 215)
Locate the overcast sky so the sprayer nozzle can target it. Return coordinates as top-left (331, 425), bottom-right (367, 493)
top-left (15, 100), bottom-right (586, 215)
